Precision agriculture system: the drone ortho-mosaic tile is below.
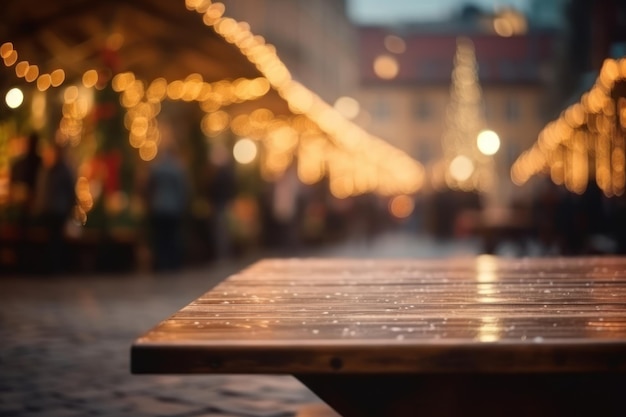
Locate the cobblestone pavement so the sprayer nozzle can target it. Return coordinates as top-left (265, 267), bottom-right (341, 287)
top-left (0, 232), bottom-right (480, 417)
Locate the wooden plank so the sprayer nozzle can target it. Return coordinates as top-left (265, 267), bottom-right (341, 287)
top-left (132, 257), bottom-right (626, 374)
top-left (295, 403), bottom-right (341, 417)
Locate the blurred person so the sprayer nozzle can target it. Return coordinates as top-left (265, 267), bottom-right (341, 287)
top-left (9, 132), bottom-right (43, 270)
top-left (207, 143), bottom-right (236, 261)
top-left (34, 141), bottom-right (76, 273)
top-left (146, 143), bottom-right (189, 272)
top-left (271, 165), bottom-right (303, 252)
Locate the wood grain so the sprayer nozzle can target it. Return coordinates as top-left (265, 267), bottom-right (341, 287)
top-left (132, 257), bottom-right (626, 374)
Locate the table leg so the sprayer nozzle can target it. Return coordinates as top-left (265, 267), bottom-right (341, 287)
top-left (296, 373), bottom-right (626, 417)
top-left (295, 403), bottom-right (341, 417)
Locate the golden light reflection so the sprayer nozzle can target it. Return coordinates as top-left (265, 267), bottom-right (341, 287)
top-left (476, 255), bottom-right (498, 282)
top-left (477, 316), bottom-right (501, 342)
top-left (476, 255), bottom-right (498, 303)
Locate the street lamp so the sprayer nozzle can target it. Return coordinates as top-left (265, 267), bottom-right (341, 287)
top-left (233, 137), bottom-right (257, 164)
top-left (449, 155), bottom-right (475, 182)
top-left (5, 87), bottom-right (23, 109)
top-left (477, 129), bottom-right (500, 156)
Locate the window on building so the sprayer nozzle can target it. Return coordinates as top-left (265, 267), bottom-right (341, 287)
top-left (499, 60), bottom-right (516, 80)
top-left (478, 61), bottom-right (490, 80)
top-left (505, 97), bottom-right (521, 122)
top-left (418, 61), bottom-right (439, 80)
top-left (373, 98), bottom-right (390, 121)
top-left (413, 98), bottom-right (434, 121)
top-left (415, 140), bottom-right (433, 164)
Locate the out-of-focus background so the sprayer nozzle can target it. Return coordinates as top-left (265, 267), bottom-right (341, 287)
top-left (1, 2), bottom-right (626, 417)
top-left (1, 0), bottom-right (626, 275)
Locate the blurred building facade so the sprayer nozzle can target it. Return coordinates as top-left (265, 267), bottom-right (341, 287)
top-left (550, 0), bottom-right (626, 111)
top-left (354, 8), bottom-right (557, 205)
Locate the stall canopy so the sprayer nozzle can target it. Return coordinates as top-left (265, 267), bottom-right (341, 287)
top-left (1, 0), bottom-right (288, 111)
top-left (1, 0), bottom-right (424, 198)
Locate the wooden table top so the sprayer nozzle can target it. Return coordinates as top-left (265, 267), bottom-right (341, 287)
top-left (132, 257), bottom-right (626, 374)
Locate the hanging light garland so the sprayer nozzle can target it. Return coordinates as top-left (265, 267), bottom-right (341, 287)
top-left (511, 57), bottom-right (626, 197)
top-left (1, 0), bottom-right (425, 199)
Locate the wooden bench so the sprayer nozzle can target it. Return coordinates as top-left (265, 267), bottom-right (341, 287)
top-left (132, 257), bottom-right (626, 417)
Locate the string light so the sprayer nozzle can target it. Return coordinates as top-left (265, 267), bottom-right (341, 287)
top-left (0, 1), bottom-right (425, 200)
top-left (512, 57), bottom-right (626, 197)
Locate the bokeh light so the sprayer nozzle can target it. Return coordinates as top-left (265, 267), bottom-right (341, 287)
top-left (373, 55), bottom-right (399, 80)
top-left (333, 96), bottom-right (360, 119)
top-left (476, 129), bottom-right (500, 155)
top-left (389, 195), bottom-right (414, 219)
top-left (5, 87), bottom-right (24, 109)
top-left (384, 35), bottom-right (406, 54)
top-left (449, 155), bottom-right (475, 182)
top-left (233, 138), bottom-right (258, 164)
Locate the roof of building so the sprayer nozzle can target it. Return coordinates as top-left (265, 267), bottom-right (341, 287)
top-left (359, 25), bottom-right (557, 86)
top-left (1, 0), bottom-right (290, 114)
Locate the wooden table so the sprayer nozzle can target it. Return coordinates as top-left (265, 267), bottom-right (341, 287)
top-left (132, 257), bottom-right (626, 417)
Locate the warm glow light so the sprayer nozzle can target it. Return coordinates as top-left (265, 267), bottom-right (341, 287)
top-left (201, 110), bottom-right (230, 136)
top-left (476, 130), bottom-right (500, 155)
top-left (25, 65), bottom-right (39, 82)
top-left (493, 17), bottom-right (514, 37)
top-left (5, 87), bottom-right (24, 109)
top-left (106, 33), bottom-right (125, 51)
top-left (64, 86), bottom-right (79, 103)
top-left (0, 42), bottom-right (13, 58)
top-left (373, 55), bottom-right (399, 80)
top-left (512, 57), bottom-right (626, 196)
top-left (15, 61), bottom-right (29, 78)
top-left (449, 155), bottom-right (474, 182)
top-left (82, 69), bottom-right (99, 88)
top-left (3, 50), bottom-right (18, 66)
top-left (333, 96), bottom-right (360, 119)
top-left (384, 35), bottom-right (406, 54)
top-left (389, 195), bottom-right (414, 219)
top-left (2, 6), bottom-right (424, 199)
top-left (50, 69), bottom-right (65, 87)
top-left (37, 74), bottom-right (52, 91)
top-left (139, 141), bottom-right (158, 161)
top-left (233, 138), bottom-right (257, 164)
